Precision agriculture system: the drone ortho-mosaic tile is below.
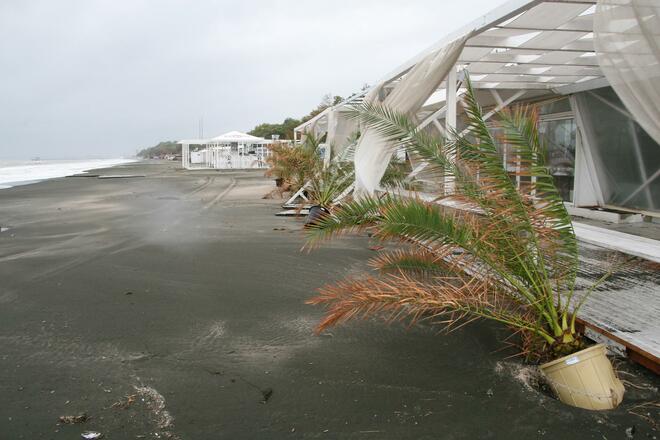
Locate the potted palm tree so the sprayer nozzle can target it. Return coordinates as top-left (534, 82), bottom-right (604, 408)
top-left (304, 78), bottom-right (624, 410)
top-left (304, 159), bottom-right (354, 227)
top-left (265, 136), bottom-right (323, 195)
top-left (304, 142), bottom-right (410, 226)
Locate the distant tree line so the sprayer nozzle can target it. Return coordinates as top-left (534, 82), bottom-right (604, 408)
top-left (137, 93), bottom-right (345, 158)
top-left (136, 141), bottom-right (180, 158)
top-left (248, 94), bottom-right (343, 140)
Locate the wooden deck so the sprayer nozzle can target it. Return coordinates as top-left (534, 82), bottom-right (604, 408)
top-left (574, 221), bottom-right (660, 264)
top-left (576, 241), bottom-right (660, 372)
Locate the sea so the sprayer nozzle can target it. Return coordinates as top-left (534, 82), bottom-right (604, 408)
top-left (0, 158), bottom-right (137, 189)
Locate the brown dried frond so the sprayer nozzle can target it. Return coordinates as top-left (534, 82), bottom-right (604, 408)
top-left (306, 272), bottom-right (504, 334)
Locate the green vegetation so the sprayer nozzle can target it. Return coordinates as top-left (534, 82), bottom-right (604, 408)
top-left (249, 94), bottom-right (344, 140)
top-left (264, 126), bottom-right (410, 205)
top-left (265, 135), bottom-right (323, 194)
top-left (249, 118), bottom-right (302, 140)
top-left (137, 141), bottom-right (180, 158)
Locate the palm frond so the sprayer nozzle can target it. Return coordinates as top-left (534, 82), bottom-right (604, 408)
top-left (303, 195), bottom-right (385, 249)
top-left (368, 248), bottom-right (454, 276)
top-left (307, 272), bottom-right (555, 344)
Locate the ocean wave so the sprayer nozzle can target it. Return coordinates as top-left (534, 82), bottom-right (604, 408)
top-left (0, 158), bottom-right (137, 189)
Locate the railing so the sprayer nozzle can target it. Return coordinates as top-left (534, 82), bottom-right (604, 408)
top-left (211, 153), bottom-right (268, 169)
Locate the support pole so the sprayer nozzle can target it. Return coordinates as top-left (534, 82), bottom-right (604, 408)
top-left (445, 65), bottom-right (457, 194)
top-left (182, 144), bottom-right (189, 169)
top-left (446, 67), bottom-right (457, 135)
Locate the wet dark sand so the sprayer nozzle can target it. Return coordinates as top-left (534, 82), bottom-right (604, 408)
top-left (0, 161), bottom-right (657, 439)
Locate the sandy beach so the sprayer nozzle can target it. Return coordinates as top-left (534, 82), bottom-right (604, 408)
top-left (0, 161), bottom-right (657, 439)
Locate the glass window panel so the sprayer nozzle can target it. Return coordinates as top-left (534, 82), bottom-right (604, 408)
top-left (538, 97), bottom-right (572, 115)
top-left (577, 87), bottom-right (660, 212)
top-left (489, 117), bottom-right (576, 202)
top-left (538, 118), bottom-right (576, 202)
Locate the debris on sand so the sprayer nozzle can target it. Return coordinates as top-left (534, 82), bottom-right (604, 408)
top-left (58, 413), bottom-right (89, 424)
top-left (81, 432), bottom-right (103, 439)
top-left (134, 385), bottom-right (174, 430)
top-left (261, 388), bottom-right (274, 403)
top-left (494, 361), bottom-right (543, 392)
top-left (111, 394), bottom-right (137, 409)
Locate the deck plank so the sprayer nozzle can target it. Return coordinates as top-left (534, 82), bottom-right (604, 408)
top-left (576, 242), bottom-right (660, 365)
top-left (574, 221), bottom-right (660, 263)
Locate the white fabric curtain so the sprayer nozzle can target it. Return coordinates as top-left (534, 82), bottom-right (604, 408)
top-left (594, 0), bottom-right (660, 145)
top-left (353, 33), bottom-right (472, 196)
top-left (326, 108), bottom-right (359, 156)
top-left (307, 119), bottom-right (325, 141)
top-left (302, 109), bottom-right (330, 143)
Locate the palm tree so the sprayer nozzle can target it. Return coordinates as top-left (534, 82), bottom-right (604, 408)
top-left (265, 134), bottom-right (323, 193)
top-left (304, 77), bottom-right (610, 360)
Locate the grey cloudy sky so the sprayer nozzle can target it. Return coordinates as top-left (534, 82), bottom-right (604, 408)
top-left (0, 0), bottom-right (494, 160)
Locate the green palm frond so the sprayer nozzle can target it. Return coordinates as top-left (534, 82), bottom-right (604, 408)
top-left (304, 195), bottom-right (385, 248)
top-left (498, 105), bottom-right (578, 285)
top-left (306, 159), bottom-right (354, 208)
top-left (368, 248), bottom-right (454, 276)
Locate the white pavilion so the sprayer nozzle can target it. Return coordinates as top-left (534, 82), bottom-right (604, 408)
top-left (179, 131), bottom-right (272, 170)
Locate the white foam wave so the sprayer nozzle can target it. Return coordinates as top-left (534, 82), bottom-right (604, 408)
top-left (0, 158), bottom-right (137, 189)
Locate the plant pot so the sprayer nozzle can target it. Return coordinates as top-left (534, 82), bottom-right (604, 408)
top-left (275, 178), bottom-right (284, 187)
top-left (540, 344), bottom-right (624, 410)
top-left (305, 205), bottom-right (329, 227)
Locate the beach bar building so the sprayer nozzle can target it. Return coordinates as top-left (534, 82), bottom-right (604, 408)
top-left (179, 131), bottom-right (272, 170)
top-left (296, 0), bottom-right (660, 371)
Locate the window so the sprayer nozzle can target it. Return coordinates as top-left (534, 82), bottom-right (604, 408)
top-left (488, 97), bottom-right (576, 202)
top-left (574, 87), bottom-right (660, 212)
top-left (538, 117), bottom-right (576, 202)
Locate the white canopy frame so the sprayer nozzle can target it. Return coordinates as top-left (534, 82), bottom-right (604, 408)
top-left (346, 0), bottom-right (609, 198)
top-left (178, 131), bottom-right (272, 170)
top-left (343, 0), bottom-right (658, 213)
top-left (293, 91), bottom-right (368, 148)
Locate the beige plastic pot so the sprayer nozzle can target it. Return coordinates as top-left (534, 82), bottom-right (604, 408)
top-left (540, 344), bottom-right (625, 410)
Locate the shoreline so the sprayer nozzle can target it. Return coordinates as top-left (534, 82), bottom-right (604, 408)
top-left (0, 158), bottom-right (138, 190)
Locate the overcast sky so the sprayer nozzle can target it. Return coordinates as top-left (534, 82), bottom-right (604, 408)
top-left (0, 0), bottom-right (494, 160)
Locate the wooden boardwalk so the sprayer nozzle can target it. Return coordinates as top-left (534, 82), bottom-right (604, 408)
top-left (576, 241), bottom-right (660, 372)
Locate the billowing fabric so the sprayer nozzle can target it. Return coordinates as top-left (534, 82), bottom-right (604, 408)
top-left (353, 33), bottom-right (472, 196)
top-left (302, 108), bottom-right (331, 143)
top-left (594, 0), bottom-right (660, 145)
top-left (326, 108), bottom-right (359, 156)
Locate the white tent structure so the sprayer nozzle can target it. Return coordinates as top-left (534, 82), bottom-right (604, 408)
top-left (293, 92), bottom-right (367, 157)
top-left (293, 0), bottom-right (660, 217)
top-left (179, 131), bottom-right (272, 170)
top-left (292, 0), bottom-right (660, 217)
top-left (319, 0), bottom-right (659, 217)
